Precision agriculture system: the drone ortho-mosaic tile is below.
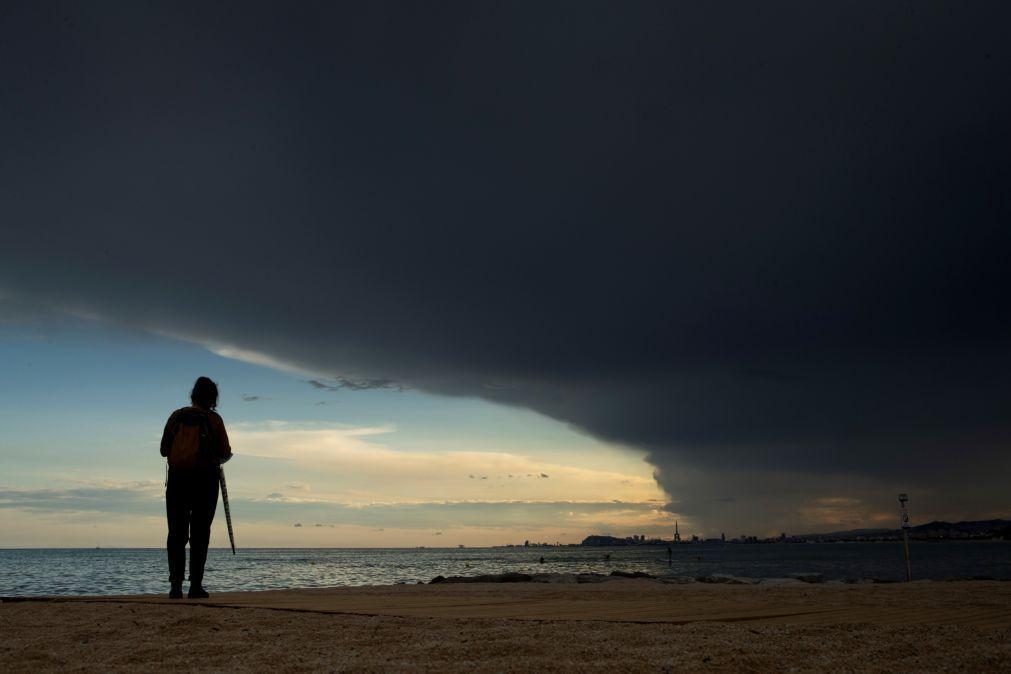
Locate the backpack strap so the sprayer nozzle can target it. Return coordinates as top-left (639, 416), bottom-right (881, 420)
top-left (199, 410), bottom-right (222, 464)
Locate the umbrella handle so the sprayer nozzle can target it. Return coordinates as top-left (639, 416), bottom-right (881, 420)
top-left (219, 466), bottom-right (236, 554)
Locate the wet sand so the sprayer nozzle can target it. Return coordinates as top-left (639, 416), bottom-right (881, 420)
top-left (3, 580), bottom-right (1009, 671)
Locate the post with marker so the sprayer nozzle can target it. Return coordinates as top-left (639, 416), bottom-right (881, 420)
top-left (898, 493), bottom-right (911, 581)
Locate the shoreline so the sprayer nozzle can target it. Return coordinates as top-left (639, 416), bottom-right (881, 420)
top-left (5, 570), bottom-right (1011, 602)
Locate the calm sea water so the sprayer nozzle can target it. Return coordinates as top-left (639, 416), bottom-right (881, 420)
top-left (2, 542), bottom-right (1009, 597)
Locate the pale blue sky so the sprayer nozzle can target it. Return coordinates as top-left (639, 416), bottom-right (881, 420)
top-left (0, 316), bottom-right (671, 547)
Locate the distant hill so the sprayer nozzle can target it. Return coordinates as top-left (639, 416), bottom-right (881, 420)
top-left (912, 519), bottom-right (1009, 534)
top-left (803, 528), bottom-right (893, 538)
top-left (800, 519), bottom-right (1011, 541)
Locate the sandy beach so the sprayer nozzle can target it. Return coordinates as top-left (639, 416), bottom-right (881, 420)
top-left (3, 579), bottom-right (1009, 672)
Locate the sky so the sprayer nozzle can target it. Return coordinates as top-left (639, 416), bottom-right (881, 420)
top-left (0, 316), bottom-right (669, 547)
top-left (1, 2), bottom-right (1010, 546)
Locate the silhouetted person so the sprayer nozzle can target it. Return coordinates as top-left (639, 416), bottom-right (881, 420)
top-left (160, 377), bottom-right (232, 599)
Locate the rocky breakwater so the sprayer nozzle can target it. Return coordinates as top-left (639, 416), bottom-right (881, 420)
top-left (428, 570), bottom-right (833, 585)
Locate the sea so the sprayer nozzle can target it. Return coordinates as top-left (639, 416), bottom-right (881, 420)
top-left (2, 542), bottom-right (1009, 597)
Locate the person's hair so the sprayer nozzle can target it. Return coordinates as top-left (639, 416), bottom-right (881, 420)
top-left (190, 377), bottom-right (219, 410)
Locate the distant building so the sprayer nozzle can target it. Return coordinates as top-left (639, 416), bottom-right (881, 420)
top-left (581, 535), bottom-right (631, 546)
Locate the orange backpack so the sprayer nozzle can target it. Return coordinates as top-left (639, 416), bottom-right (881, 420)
top-left (167, 409), bottom-right (215, 469)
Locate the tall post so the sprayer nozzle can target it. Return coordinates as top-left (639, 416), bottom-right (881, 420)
top-left (898, 493), bottom-right (911, 581)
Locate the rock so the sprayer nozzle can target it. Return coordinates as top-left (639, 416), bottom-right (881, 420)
top-left (696, 574), bottom-right (756, 585)
top-left (789, 573), bottom-right (825, 584)
top-left (429, 572), bottom-right (533, 584)
top-left (489, 572), bottom-right (534, 583)
top-left (609, 570), bottom-right (654, 579)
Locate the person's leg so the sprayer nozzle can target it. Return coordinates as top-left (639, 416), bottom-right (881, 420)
top-left (165, 469), bottom-right (189, 598)
top-left (187, 469), bottom-right (219, 596)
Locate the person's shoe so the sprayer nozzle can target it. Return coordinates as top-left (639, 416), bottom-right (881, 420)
top-left (187, 585), bottom-right (209, 599)
top-left (169, 583), bottom-right (183, 599)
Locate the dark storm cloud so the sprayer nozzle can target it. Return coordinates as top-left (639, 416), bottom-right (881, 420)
top-left (1, 2), bottom-right (1010, 532)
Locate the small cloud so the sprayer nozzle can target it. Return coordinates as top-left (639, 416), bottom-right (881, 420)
top-left (540, 473), bottom-right (549, 478)
top-left (265, 492), bottom-right (286, 501)
top-left (314, 523), bottom-right (324, 527)
top-left (293, 522), bottom-right (302, 527)
top-left (241, 394), bottom-right (266, 402)
top-left (286, 482), bottom-right (310, 492)
top-left (434, 531), bottom-right (443, 535)
top-left (314, 401), bottom-right (328, 406)
top-left (374, 528), bottom-right (384, 532)
top-left (307, 377), bottom-right (405, 392)
top-left (333, 377), bottom-right (405, 391)
top-left (469, 474), bottom-right (475, 479)
top-left (480, 476), bottom-right (487, 480)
